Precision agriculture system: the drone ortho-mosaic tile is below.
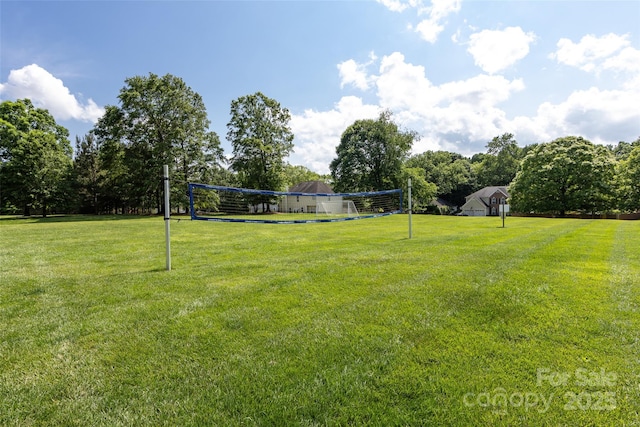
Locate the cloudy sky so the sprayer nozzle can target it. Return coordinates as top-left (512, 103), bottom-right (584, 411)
top-left (1, 0), bottom-right (639, 174)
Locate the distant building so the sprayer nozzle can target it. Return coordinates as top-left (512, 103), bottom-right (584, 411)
top-left (289, 181), bottom-right (334, 194)
top-left (460, 186), bottom-right (509, 216)
top-left (280, 181), bottom-right (339, 214)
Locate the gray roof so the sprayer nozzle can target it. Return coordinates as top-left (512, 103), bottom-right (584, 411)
top-left (289, 181), bottom-right (334, 194)
top-left (466, 186), bottom-right (509, 200)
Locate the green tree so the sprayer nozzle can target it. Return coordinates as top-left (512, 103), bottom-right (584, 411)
top-left (283, 164), bottom-right (326, 189)
top-left (93, 73), bottom-right (223, 214)
top-left (330, 111), bottom-right (416, 193)
top-left (227, 92), bottom-right (294, 210)
top-left (90, 106), bottom-right (127, 213)
top-left (0, 99), bottom-right (72, 216)
top-left (510, 136), bottom-right (616, 216)
top-left (405, 150), bottom-right (476, 207)
top-left (608, 138), bottom-right (639, 161)
top-left (73, 134), bottom-right (101, 213)
top-left (583, 144), bottom-right (617, 214)
top-left (400, 166), bottom-right (437, 212)
top-left (474, 133), bottom-right (523, 188)
top-left (616, 144), bottom-right (640, 212)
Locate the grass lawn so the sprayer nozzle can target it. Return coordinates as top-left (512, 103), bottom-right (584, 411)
top-left (0, 214), bottom-right (638, 425)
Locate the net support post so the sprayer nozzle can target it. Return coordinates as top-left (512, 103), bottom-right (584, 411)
top-left (408, 178), bottom-right (412, 239)
top-left (163, 165), bottom-right (171, 271)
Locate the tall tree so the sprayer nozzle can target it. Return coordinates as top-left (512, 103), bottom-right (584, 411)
top-left (92, 106), bottom-right (129, 213)
top-left (0, 99), bottom-right (72, 216)
top-left (616, 144), bottom-right (640, 212)
top-left (93, 73), bottom-right (223, 213)
top-left (509, 136), bottom-right (616, 216)
top-left (330, 111), bottom-right (416, 192)
top-left (475, 133), bottom-right (523, 188)
top-left (227, 92), bottom-right (294, 210)
top-left (73, 134), bottom-right (101, 213)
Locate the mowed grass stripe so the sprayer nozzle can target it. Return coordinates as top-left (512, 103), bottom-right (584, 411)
top-left (605, 221), bottom-right (640, 418)
top-left (0, 215), bottom-right (638, 425)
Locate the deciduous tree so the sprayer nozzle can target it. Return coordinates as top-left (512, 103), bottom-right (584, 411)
top-left (400, 167), bottom-right (437, 212)
top-left (405, 150), bottom-right (476, 207)
top-left (0, 99), bottom-right (72, 216)
top-left (93, 73), bottom-right (223, 213)
top-left (227, 92), bottom-right (294, 210)
top-left (509, 136), bottom-right (616, 216)
top-left (73, 134), bottom-right (101, 213)
top-left (330, 111), bottom-right (415, 192)
top-left (283, 164), bottom-right (326, 189)
top-left (616, 144), bottom-right (640, 212)
top-left (474, 133), bottom-right (523, 188)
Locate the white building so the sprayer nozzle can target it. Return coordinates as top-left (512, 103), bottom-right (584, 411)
top-left (280, 181), bottom-right (342, 214)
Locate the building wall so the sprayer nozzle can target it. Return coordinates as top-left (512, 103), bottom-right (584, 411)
top-left (461, 199), bottom-right (488, 216)
top-left (279, 195), bottom-right (342, 213)
top-left (486, 191), bottom-right (508, 216)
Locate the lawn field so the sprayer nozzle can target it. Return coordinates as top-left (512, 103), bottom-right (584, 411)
top-left (1, 215), bottom-right (638, 426)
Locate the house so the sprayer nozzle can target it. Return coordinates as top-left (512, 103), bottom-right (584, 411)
top-left (279, 181), bottom-right (341, 214)
top-left (460, 186), bottom-right (509, 216)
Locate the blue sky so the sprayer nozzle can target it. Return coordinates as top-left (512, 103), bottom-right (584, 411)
top-left (2, 0), bottom-right (639, 174)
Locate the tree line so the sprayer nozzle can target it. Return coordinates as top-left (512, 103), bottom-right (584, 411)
top-left (1, 72), bottom-right (638, 217)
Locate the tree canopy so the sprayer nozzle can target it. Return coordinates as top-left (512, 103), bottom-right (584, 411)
top-left (330, 111), bottom-right (416, 193)
top-left (3, 78), bottom-right (638, 218)
top-left (509, 136), bottom-right (616, 216)
top-left (227, 92), bottom-right (294, 193)
top-left (405, 150), bottom-right (476, 207)
top-left (92, 73), bottom-right (223, 213)
top-left (474, 133), bottom-right (524, 188)
top-left (400, 167), bottom-right (437, 212)
top-left (0, 99), bottom-right (72, 216)
top-left (616, 144), bottom-right (640, 212)
top-left (283, 164), bottom-right (327, 189)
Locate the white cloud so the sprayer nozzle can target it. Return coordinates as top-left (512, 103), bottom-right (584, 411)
top-left (438, 75), bottom-right (525, 107)
top-left (379, 0), bottom-right (461, 43)
top-left (424, 0), bottom-right (462, 20)
top-left (467, 27), bottom-right (536, 74)
top-left (451, 28), bottom-right (461, 44)
top-left (337, 52), bottom-right (378, 91)
top-left (550, 33), bottom-right (640, 90)
top-left (551, 33), bottom-right (630, 72)
top-left (413, 0), bottom-right (461, 43)
top-left (376, 0), bottom-right (412, 13)
top-left (603, 46), bottom-right (640, 75)
top-left (373, 52), bottom-right (525, 150)
top-left (376, 52), bottom-right (434, 111)
top-left (289, 96), bottom-right (381, 174)
top-left (513, 86), bottom-right (640, 146)
top-left (0, 64), bottom-right (104, 123)
top-left (291, 52), bottom-right (529, 170)
top-left (292, 49), bottom-right (640, 173)
top-left (414, 18), bottom-right (445, 44)
top-left (603, 46), bottom-right (640, 89)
